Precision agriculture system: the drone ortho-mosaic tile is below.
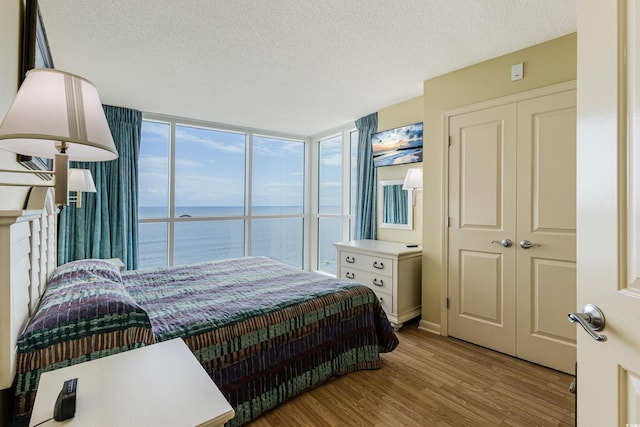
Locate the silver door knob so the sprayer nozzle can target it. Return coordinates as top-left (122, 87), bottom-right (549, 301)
top-left (520, 240), bottom-right (541, 249)
top-left (490, 239), bottom-right (512, 248)
top-left (568, 304), bottom-right (607, 342)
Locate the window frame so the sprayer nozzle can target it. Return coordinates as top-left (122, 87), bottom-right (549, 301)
top-left (139, 113), bottom-right (309, 269)
top-left (309, 124), bottom-right (358, 274)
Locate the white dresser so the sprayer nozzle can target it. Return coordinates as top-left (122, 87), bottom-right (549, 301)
top-left (334, 239), bottom-right (422, 330)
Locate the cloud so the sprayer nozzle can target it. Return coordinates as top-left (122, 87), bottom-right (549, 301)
top-left (321, 152), bottom-right (341, 166)
top-left (141, 121), bottom-right (170, 139)
top-left (139, 170), bottom-right (168, 205)
top-left (139, 155), bottom-right (168, 173)
top-left (175, 158), bottom-right (203, 170)
top-left (253, 137), bottom-right (304, 157)
top-left (176, 128), bottom-right (245, 154)
top-left (174, 173), bottom-right (245, 206)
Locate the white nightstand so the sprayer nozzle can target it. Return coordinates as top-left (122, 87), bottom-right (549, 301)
top-left (29, 338), bottom-right (235, 427)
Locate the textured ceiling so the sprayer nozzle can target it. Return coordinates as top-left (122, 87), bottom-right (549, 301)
top-left (38, 0), bottom-right (576, 136)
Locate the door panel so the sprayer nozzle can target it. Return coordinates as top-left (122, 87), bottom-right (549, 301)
top-left (531, 259), bottom-right (576, 341)
top-left (516, 91), bottom-right (577, 374)
top-left (530, 109), bottom-right (576, 231)
top-left (623, 369), bottom-right (640, 424)
top-left (517, 258), bottom-right (576, 372)
top-left (577, 0), bottom-right (640, 424)
top-left (460, 123), bottom-right (503, 229)
top-left (459, 250), bottom-right (503, 324)
top-left (448, 104), bottom-right (517, 356)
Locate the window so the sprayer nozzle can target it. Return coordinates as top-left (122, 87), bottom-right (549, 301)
top-left (139, 121), bottom-right (170, 268)
top-left (175, 125), bottom-right (245, 216)
top-left (139, 115), bottom-right (356, 275)
top-left (138, 117), bottom-right (305, 269)
top-left (313, 128), bottom-right (359, 275)
top-left (317, 135), bottom-right (342, 274)
top-left (251, 135), bottom-right (305, 266)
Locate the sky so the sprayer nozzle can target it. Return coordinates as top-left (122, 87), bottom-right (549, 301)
top-left (371, 122), bottom-right (423, 154)
top-left (139, 120), bottom-right (343, 210)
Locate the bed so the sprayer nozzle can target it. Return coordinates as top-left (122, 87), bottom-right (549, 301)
top-left (6, 190), bottom-right (399, 427)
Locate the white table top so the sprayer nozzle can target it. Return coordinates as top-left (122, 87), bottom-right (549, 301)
top-left (334, 239), bottom-right (422, 256)
top-left (29, 338), bottom-right (234, 427)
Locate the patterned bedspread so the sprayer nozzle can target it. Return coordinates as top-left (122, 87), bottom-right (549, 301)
top-left (13, 257), bottom-right (398, 426)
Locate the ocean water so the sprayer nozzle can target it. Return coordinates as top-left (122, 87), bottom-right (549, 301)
top-left (138, 206), bottom-right (341, 274)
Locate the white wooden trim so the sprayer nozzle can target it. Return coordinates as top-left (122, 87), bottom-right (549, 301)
top-left (0, 188), bottom-right (57, 389)
top-left (418, 320), bottom-right (441, 335)
top-left (444, 80), bottom-right (576, 117)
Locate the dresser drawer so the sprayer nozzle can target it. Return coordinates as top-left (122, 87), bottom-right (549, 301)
top-left (372, 290), bottom-right (393, 314)
top-left (339, 268), bottom-right (393, 294)
top-left (339, 251), bottom-right (393, 277)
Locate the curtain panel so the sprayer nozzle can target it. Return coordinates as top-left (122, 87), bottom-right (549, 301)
top-left (354, 112), bottom-right (378, 240)
top-left (58, 105), bottom-right (142, 269)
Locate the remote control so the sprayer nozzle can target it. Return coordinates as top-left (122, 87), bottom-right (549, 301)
top-left (53, 378), bottom-right (77, 421)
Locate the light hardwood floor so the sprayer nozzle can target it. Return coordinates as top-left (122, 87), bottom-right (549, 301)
top-left (248, 320), bottom-right (575, 426)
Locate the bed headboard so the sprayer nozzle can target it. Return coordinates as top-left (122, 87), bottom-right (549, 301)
top-left (0, 187), bottom-right (57, 389)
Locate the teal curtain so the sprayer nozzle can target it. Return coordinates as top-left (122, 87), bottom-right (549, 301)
top-left (58, 105), bottom-right (142, 270)
top-left (354, 112), bottom-right (378, 240)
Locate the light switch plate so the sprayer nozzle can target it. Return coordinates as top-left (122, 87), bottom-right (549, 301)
top-left (511, 63), bottom-right (524, 81)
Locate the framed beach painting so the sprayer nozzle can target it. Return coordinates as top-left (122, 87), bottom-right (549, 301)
top-left (371, 122), bottom-right (423, 168)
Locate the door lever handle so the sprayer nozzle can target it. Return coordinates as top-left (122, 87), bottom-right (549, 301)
top-left (568, 304), bottom-right (607, 342)
top-left (519, 240), bottom-right (541, 249)
top-left (490, 239), bottom-right (512, 248)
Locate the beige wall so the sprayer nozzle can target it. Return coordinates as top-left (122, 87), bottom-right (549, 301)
top-left (0, 0), bottom-right (39, 210)
top-left (0, 4), bottom-right (23, 422)
top-left (375, 96), bottom-right (423, 244)
top-left (421, 33), bottom-right (577, 328)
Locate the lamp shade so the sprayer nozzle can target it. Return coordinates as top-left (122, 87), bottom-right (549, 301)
top-left (0, 69), bottom-right (118, 161)
top-left (402, 168), bottom-right (423, 190)
top-left (68, 168), bottom-right (97, 193)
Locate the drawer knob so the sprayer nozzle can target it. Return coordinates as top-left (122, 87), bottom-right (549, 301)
top-left (373, 261), bottom-right (384, 270)
top-left (345, 272), bottom-right (355, 279)
top-left (345, 256), bottom-right (355, 264)
top-left (372, 278), bottom-right (384, 287)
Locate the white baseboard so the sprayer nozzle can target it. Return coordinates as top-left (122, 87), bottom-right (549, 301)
top-left (418, 320), bottom-right (441, 335)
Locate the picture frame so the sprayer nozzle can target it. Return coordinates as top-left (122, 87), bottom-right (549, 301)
top-left (19, 0), bottom-right (54, 176)
top-left (371, 122), bottom-right (423, 168)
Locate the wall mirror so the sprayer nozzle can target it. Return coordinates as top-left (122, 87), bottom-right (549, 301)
top-left (378, 179), bottom-right (412, 230)
top-left (19, 0), bottom-right (54, 176)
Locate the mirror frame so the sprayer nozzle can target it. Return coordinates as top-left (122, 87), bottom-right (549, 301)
top-left (378, 179), bottom-right (413, 230)
top-left (18, 0), bottom-right (55, 176)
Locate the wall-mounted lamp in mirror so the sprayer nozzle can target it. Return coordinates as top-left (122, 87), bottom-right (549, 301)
top-left (378, 179), bottom-right (413, 230)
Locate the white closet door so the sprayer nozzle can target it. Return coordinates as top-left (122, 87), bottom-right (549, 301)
top-left (515, 90), bottom-right (577, 374)
top-left (448, 103), bottom-right (518, 356)
top-left (448, 88), bottom-right (577, 374)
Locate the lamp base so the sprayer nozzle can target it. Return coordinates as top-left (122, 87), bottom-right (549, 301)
top-left (54, 153), bottom-right (69, 206)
